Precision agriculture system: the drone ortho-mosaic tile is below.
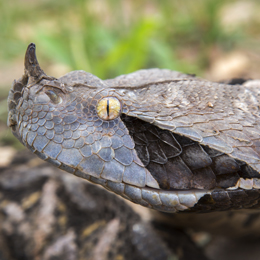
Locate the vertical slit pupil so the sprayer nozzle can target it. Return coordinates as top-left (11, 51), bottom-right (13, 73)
top-left (106, 99), bottom-right (109, 117)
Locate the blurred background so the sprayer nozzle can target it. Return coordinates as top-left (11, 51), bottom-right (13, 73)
top-left (0, 0), bottom-right (259, 162)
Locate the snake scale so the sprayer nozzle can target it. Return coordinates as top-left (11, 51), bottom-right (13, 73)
top-left (7, 44), bottom-right (260, 238)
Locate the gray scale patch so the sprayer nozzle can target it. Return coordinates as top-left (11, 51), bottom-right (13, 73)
top-left (45, 112), bottom-right (53, 120)
top-left (63, 139), bottom-right (75, 149)
top-left (57, 148), bottom-right (83, 167)
top-left (74, 138), bottom-right (85, 148)
top-left (89, 176), bottom-right (107, 186)
top-left (123, 162), bottom-right (146, 187)
top-left (31, 117), bottom-right (39, 124)
top-left (177, 192), bottom-right (197, 207)
top-left (109, 121), bottom-right (115, 128)
top-left (37, 126), bottom-right (47, 136)
top-left (52, 110), bottom-right (59, 115)
top-left (63, 114), bottom-right (77, 124)
top-left (118, 121), bottom-right (125, 130)
top-left (19, 125), bottom-right (23, 137)
top-left (122, 135), bottom-right (135, 149)
top-left (80, 145), bottom-right (92, 157)
top-left (94, 119), bottom-right (103, 127)
top-left (35, 94), bottom-right (50, 104)
top-left (59, 163), bottom-right (75, 174)
top-left (102, 122), bottom-right (109, 129)
top-left (92, 116), bottom-right (99, 122)
top-left (25, 109), bottom-right (32, 116)
top-left (96, 126), bottom-right (103, 132)
top-left (124, 185), bottom-right (142, 200)
top-left (23, 115), bottom-right (29, 122)
top-left (33, 135), bottom-right (50, 152)
top-left (31, 124), bottom-right (39, 132)
top-left (91, 141), bottom-right (101, 153)
top-left (100, 136), bottom-right (112, 148)
top-left (85, 135), bottom-right (95, 144)
top-left (44, 142), bottom-right (62, 159)
top-left (64, 124), bottom-right (70, 130)
top-left (86, 121), bottom-right (94, 126)
top-left (45, 121), bottom-right (54, 130)
top-left (27, 100), bottom-right (34, 107)
top-left (78, 124), bottom-right (87, 130)
top-left (77, 118), bottom-right (87, 124)
top-left (74, 170), bottom-right (90, 180)
top-left (38, 111), bottom-right (47, 119)
top-left (32, 112), bottom-right (38, 118)
top-left (106, 181), bottom-right (125, 195)
top-left (203, 136), bottom-right (233, 154)
top-left (116, 129), bottom-right (125, 137)
top-left (21, 101), bottom-right (28, 110)
top-left (78, 155), bottom-right (104, 178)
top-left (53, 134), bottom-right (64, 144)
top-left (43, 105), bottom-right (49, 112)
top-left (64, 130), bottom-right (73, 139)
top-left (53, 116), bottom-right (62, 124)
top-left (46, 129), bottom-right (55, 140)
top-left (87, 126), bottom-right (95, 134)
top-left (114, 146), bottom-right (133, 166)
top-left (111, 135), bottom-right (123, 149)
top-left (45, 157), bottom-right (61, 167)
top-left (92, 133), bottom-right (102, 141)
top-left (34, 150), bottom-right (48, 160)
top-left (72, 131), bottom-right (81, 140)
top-left (174, 127), bottom-right (202, 142)
top-left (101, 160), bottom-right (125, 182)
top-left (22, 128), bottom-right (28, 141)
top-left (26, 131), bottom-right (37, 146)
top-left (138, 200), bottom-right (150, 208)
top-left (98, 147), bottom-right (115, 161)
top-left (54, 124), bottom-right (64, 134)
top-left (142, 189), bottom-right (162, 206)
top-left (38, 119), bottom-right (46, 126)
top-left (33, 105), bottom-right (43, 112)
top-left (159, 192), bottom-right (180, 207)
top-left (81, 130), bottom-right (90, 137)
top-left (66, 105), bottom-right (76, 112)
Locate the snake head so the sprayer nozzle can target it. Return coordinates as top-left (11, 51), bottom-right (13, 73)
top-left (8, 44), bottom-right (260, 214)
top-left (7, 43), bottom-right (160, 204)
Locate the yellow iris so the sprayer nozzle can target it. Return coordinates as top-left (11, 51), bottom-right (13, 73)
top-left (96, 97), bottom-right (121, 120)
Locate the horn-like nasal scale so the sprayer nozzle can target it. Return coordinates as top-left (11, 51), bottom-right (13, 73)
top-left (24, 43), bottom-right (48, 85)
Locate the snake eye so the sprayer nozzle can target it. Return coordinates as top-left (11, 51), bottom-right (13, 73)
top-left (97, 97), bottom-right (121, 120)
top-left (45, 90), bottom-right (62, 104)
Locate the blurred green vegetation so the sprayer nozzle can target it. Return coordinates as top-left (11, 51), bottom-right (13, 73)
top-left (0, 0), bottom-right (259, 147)
top-left (1, 0), bottom-right (259, 78)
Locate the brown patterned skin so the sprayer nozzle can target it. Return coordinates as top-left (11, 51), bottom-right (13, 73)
top-left (7, 43), bottom-right (260, 215)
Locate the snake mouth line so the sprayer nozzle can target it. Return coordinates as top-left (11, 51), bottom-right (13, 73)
top-left (84, 168), bottom-right (260, 213)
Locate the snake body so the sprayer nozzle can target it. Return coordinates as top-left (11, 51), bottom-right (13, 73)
top-left (7, 43), bottom-right (260, 215)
